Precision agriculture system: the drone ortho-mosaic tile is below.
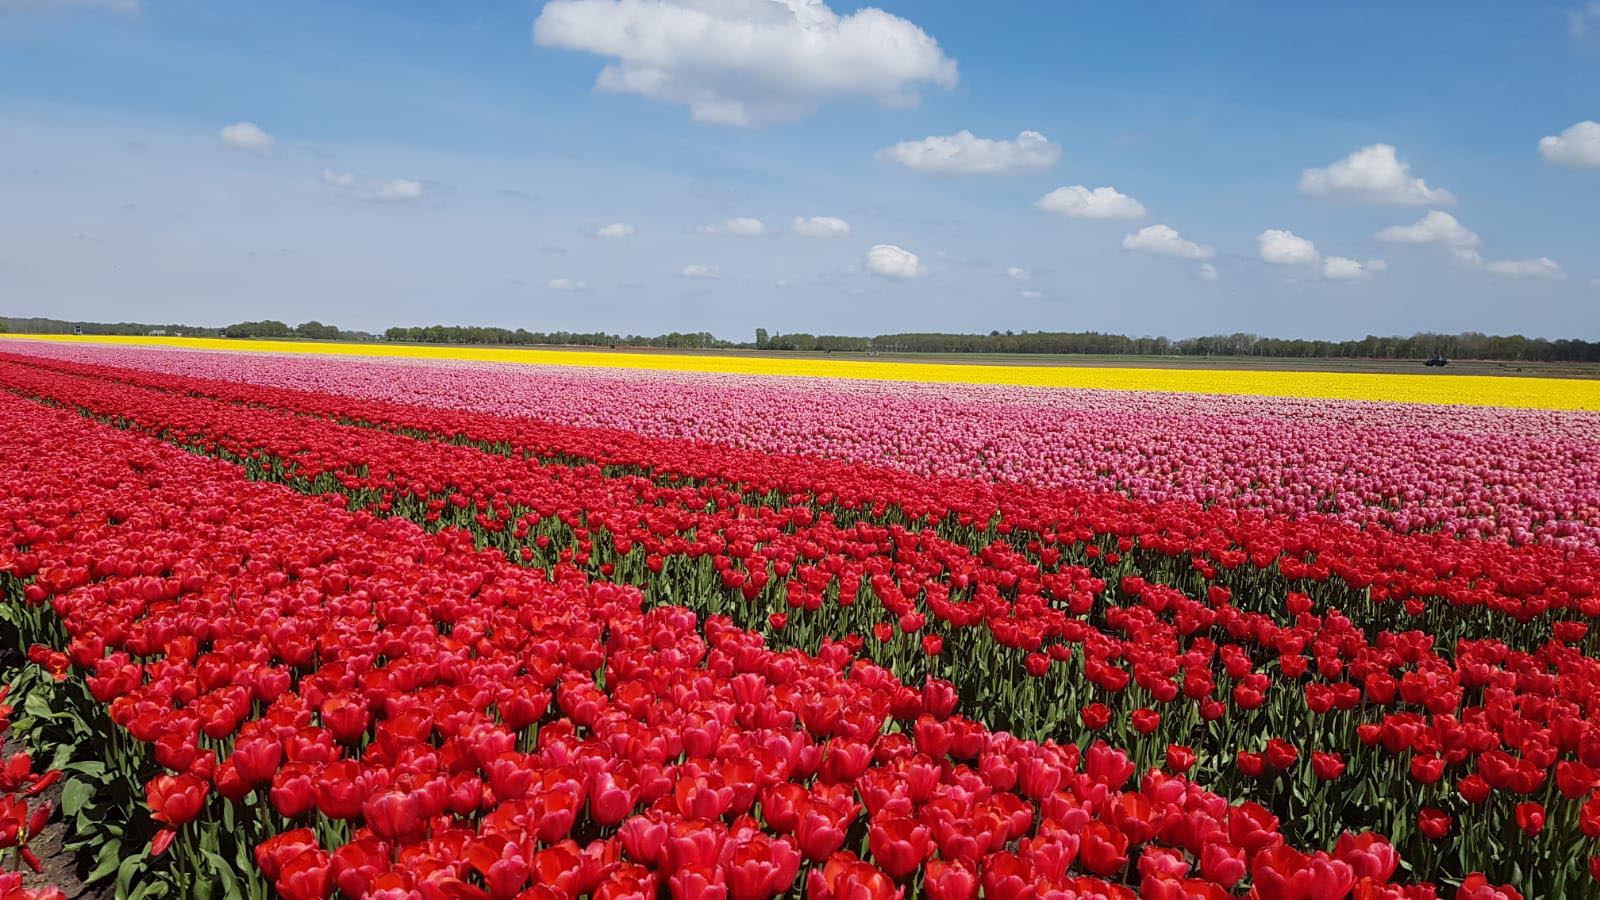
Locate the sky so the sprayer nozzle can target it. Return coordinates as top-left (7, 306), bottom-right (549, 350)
top-left (1, 0), bottom-right (1598, 341)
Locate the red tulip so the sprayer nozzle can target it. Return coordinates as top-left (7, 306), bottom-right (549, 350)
top-left (146, 773), bottom-right (207, 827)
top-left (922, 859), bottom-right (977, 900)
top-left (1515, 802), bottom-right (1545, 837)
top-left (866, 815), bottom-right (930, 881)
top-left (1312, 752), bottom-right (1345, 781)
top-left (1078, 820), bottom-right (1128, 876)
top-left (1264, 739), bottom-right (1298, 770)
top-left (1081, 703), bottom-right (1112, 731)
top-left (1416, 808), bottom-right (1451, 841)
top-left (1165, 744), bottom-right (1196, 773)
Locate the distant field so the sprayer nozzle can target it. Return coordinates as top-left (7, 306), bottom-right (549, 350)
top-left (5, 333), bottom-right (1599, 410)
top-left (600, 346), bottom-right (1600, 380)
top-left (11, 333), bottom-right (1599, 379)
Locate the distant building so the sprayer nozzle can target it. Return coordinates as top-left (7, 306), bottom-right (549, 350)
top-left (148, 329), bottom-right (168, 336)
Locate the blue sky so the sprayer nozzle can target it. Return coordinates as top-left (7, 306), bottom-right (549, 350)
top-left (2, 0), bottom-right (1598, 340)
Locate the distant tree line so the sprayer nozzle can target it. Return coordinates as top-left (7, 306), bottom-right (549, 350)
top-left (6, 314), bottom-right (1599, 362)
top-left (379, 325), bottom-right (734, 349)
top-left (3, 316), bottom-right (372, 342)
top-left (2, 316), bottom-right (223, 337)
top-left (753, 328), bottom-right (1600, 362)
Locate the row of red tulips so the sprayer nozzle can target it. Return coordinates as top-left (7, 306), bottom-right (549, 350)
top-left (0, 386), bottom-right (1493, 899)
top-left (2, 351), bottom-right (1591, 630)
top-left (0, 681), bottom-right (64, 900)
top-left (0, 357), bottom-right (1595, 892)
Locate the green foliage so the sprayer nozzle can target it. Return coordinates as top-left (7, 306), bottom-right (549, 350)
top-left (221, 320), bottom-right (291, 339)
top-left (293, 320), bottom-right (340, 340)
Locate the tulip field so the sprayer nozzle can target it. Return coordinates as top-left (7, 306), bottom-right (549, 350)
top-left (2, 338), bottom-right (1599, 900)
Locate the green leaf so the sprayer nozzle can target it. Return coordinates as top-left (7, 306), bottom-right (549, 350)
top-left (130, 878), bottom-right (172, 900)
top-left (201, 849), bottom-right (245, 900)
top-left (60, 778), bottom-right (93, 816)
top-left (116, 850), bottom-right (148, 897)
top-left (22, 691), bottom-right (62, 721)
top-left (65, 759), bottom-right (108, 781)
top-left (86, 840), bottom-right (123, 883)
top-left (48, 741), bottom-right (76, 773)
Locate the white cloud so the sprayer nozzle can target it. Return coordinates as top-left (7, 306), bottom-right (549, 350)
top-left (547, 277), bottom-right (587, 291)
top-left (696, 217), bottom-right (767, 237)
top-left (1197, 263), bottom-right (1219, 282)
top-left (1299, 144), bottom-right (1455, 206)
top-left (876, 130), bottom-right (1060, 175)
top-left (679, 264), bottom-right (722, 279)
top-left (1321, 257), bottom-right (1385, 281)
top-left (1005, 266), bottom-right (1031, 282)
top-left (1121, 224), bottom-right (1213, 260)
top-left (865, 243), bottom-right (923, 279)
top-left (320, 169), bottom-right (426, 204)
top-left (1035, 185), bottom-right (1147, 220)
top-left (369, 179), bottom-right (424, 203)
top-left (219, 122), bottom-right (274, 155)
top-left (532, 0), bottom-right (957, 126)
top-left (1450, 249), bottom-right (1566, 279)
top-left (1573, 2), bottom-right (1600, 40)
top-left (594, 222), bottom-right (637, 240)
top-left (1539, 121), bottom-right (1600, 168)
top-left (1485, 257), bottom-right (1565, 279)
top-left (1257, 229), bottom-right (1319, 266)
top-left (1019, 289), bottom-right (1043, 299)
top-left (1375, 210), bottom-right (1480, 248)
top-left (791, 216), bottom-right (851, 238)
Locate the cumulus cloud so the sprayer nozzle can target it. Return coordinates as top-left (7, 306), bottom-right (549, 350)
top-left (594, 222), bottom-right (637, 240)
top-left (1321, 257), bottom-right (1386, 281)
top-left (1485, 257), bottom-right (1565, 279)
top-left (696, 217), bottom-right (767, 237)
top-left (865, 243), bottom-right (923, 279)
top-left (876, 130), bottom-right (1060, 175)
top-left (1121, 224), bottom-right (1213, 260)
top-left (532, 0), bottom-right (957, 126)
top-left (320, 169), bottom-right (426, 203)
top-left (1539, 120), bottom-right (1600, 168)
top-left (1449, 249), bottom-right (1566, 279)
top-left (679, 264), bottom-right (722, 279)
top-left (1375, 210), bottom-right (1480, 248)
top-left (791, 216), bottom-right (850, 238)
top-left (1299, 144), bottom-right (1455, 206)
top-left (1257, 229), bottom-right (1319, 266)
top-left (1197, 263), bottom-right (1219, 282)
top-left (547, 277), bottom-right (587, 291)
top-left (1005, 266), bottom-right (1031, 282)
top-left (219, 121), bottom-right (274, 155)
top-left (1035, 185), bottom-right (1147, 220)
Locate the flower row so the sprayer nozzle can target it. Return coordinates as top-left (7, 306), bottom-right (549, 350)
top-left (9, 341), bottom-right (1597, 550)
top-left (0, 389), bottom-right (1462, 899)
